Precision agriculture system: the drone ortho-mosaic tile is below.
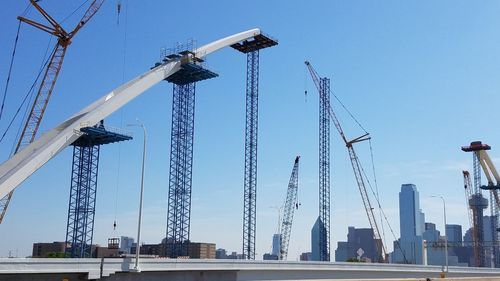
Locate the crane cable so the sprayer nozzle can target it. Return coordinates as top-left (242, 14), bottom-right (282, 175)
top-left (0, 21), bottom-right (22, 123)
top-left (368, 138), bottom-right (387, 253)
top-left (0, 35), bottom-right (53, 147)
top-left (61, 0), bottom-right (91, 24)
top-left (358, 148), bottom-right (408, 263)
top-left (328, 87), bottom-right (368, 135)
top-left (327, 85), bottom-right (408, 263)
top-left (113, 0), bottom-right (129, 231)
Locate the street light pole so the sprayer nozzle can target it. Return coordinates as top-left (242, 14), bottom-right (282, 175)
top-left (431, 195), bottom-right (448, 273)
top-left (128, 122), bottom-right (147, 272)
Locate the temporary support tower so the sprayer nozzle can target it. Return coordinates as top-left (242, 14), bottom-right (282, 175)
top-left (231, 34), bottom-right (277, 260)
top-left (164, 49), bottom-right (218, 258)
top-left (65, 122), bottom-right (131, 258)
top-left (0, 30), bottom-right (275, 241)
top-left (0, 0), bottom-right (105, 224)
top-left (318, 77), bottom-right (331, 261)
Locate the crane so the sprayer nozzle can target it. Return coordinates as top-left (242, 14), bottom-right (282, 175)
top-left (462, 141), bottom-right (500, 267)
top-left (0, 0), bottom-right (105, 223)
top-left (463, 170), bottom-right (482, 267)
top-left (305, 61), bottom-right (386, 262)
top-left (278, 156), bottom-right (300, 260)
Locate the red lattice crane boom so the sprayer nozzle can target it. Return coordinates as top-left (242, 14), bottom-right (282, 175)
top-left (0, 0), bottom-right (105, 223)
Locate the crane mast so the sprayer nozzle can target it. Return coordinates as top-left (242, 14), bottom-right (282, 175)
top-left (305, 61), bottom-right (386, 261)
top-left (463, 170), bottom-right (482, 267)
top-left (0, 0), bottom-right (105, 223)
top-left (279, 156), bottom-right (300, 260)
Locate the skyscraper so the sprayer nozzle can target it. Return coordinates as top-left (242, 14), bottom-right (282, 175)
top-left (396, 184), bottom-right (425, 264)
top-left (399, 184), bottom-right (424, 239)
top-left (271, 234), bottom-right (281, 256)
top-left (311, 217), bottom-right (325, 261)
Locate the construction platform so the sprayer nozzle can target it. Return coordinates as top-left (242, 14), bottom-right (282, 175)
top-left (230, 33), bottom-right (278, 53)
top-left (160, 50), bottom-right (218, 85)
top-left (462, 141), bottom-right (491, 152)
top-left (72, 122), bottom-right (132, 147)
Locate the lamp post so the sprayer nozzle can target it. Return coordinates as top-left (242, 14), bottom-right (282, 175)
top-left (431, 195), bottom-right (448, 274)
top-left (127, 121), bottom-right (147, 272)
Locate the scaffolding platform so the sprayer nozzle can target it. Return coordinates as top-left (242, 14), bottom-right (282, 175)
top-left (165, 61), bottom-right (218, 85)
top-left (72, 122), bottom-right (132, 147)
top-left (230, 33), bottom-right (278, 53)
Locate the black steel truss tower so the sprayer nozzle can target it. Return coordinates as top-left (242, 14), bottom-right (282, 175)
top-left (65, 122), bottom-right (131, 258)
top-left (231, 33), bottom-right (278, 261)
top-left (473, 152), bottom-right (487, 267)
top-left (319, 77), bottom-right (331, 261)
top-left (166, 82), bottom-right (196, 258)
top-left (162, 46), bottom-right (218, 258)
top-left (243, 50), bottom-right (259, 260)
top-left (65, 144), bottom-right (99, 258)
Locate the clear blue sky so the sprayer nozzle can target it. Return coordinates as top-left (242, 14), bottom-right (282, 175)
top-left (1, 0), bottom-right (500, 259)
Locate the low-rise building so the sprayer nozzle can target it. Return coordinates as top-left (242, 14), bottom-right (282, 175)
top-left (32, 242), bottom-right (67, 258)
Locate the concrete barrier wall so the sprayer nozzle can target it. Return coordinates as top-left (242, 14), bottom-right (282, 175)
top-left (2, 258), bottom-right (500, 280)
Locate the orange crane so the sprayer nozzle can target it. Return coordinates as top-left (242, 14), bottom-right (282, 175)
top-left (305, 61), bottom-right (386, 261)
top-left (0, 0), bottom-right (105, 223)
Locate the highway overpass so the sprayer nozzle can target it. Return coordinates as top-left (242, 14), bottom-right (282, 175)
top-left (2, 258), bottom-right (500, 280)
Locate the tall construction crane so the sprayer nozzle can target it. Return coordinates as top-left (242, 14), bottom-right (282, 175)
top-left (463, 170), bottom-right (483, 267)
top-left (305, 61), bottom-right (386, 262)
top-left (278, 156), bottom-right (300, 260)
top-left (462, 141), bottom-right (500, 267)
top-left (0, 0), bottom-right (105, 223)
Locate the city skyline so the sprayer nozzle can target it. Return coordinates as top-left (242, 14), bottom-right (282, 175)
top-left (0, 0), bottom-right (500, 260)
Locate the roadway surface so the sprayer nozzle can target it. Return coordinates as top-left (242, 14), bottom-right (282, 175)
top-left (2, 258), bottom-right (500, 280)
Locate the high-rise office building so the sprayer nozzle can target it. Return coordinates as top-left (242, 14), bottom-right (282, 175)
top-left (311, 217), bottom-right (324, 261)
top-left (446, 224), bottom-right (463, 244)
top-left (396, 184), bottom-right (425, 264)
top-left (272, 234), bottom-right (281, 256)
top-left (399, 184), bottom-right (424, 239)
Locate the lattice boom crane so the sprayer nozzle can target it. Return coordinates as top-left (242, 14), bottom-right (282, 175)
top-left (305, 61), bottom-right (387, 261)
top-left (279, 156), bottom-right (300, 260)
top-left (0, 0), bottom-right (105, 223)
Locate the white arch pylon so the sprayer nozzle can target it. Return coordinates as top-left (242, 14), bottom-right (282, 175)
top-left (0, 28), bottom-right (262, 199)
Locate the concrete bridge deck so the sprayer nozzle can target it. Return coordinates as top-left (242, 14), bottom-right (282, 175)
top-left (1, 258), bottom-right (500, 280)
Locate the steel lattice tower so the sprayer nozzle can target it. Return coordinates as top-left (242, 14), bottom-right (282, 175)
top-left (65, 145), bottom-right (99, 258)
top-left (231, 33), bottom-right (277, 260)
top-left (242, 50), bottom-right (259, 260)
top-left (473, 152), bottom-right (487, 267)
top-left (166, 82), bottom-right (196, 258)
top-left (319, 77), bottom-right (331, 261)
top-left (162, 46), bottom-right (218, 258)
top-left (65, 122), bottom-right (131, 258)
